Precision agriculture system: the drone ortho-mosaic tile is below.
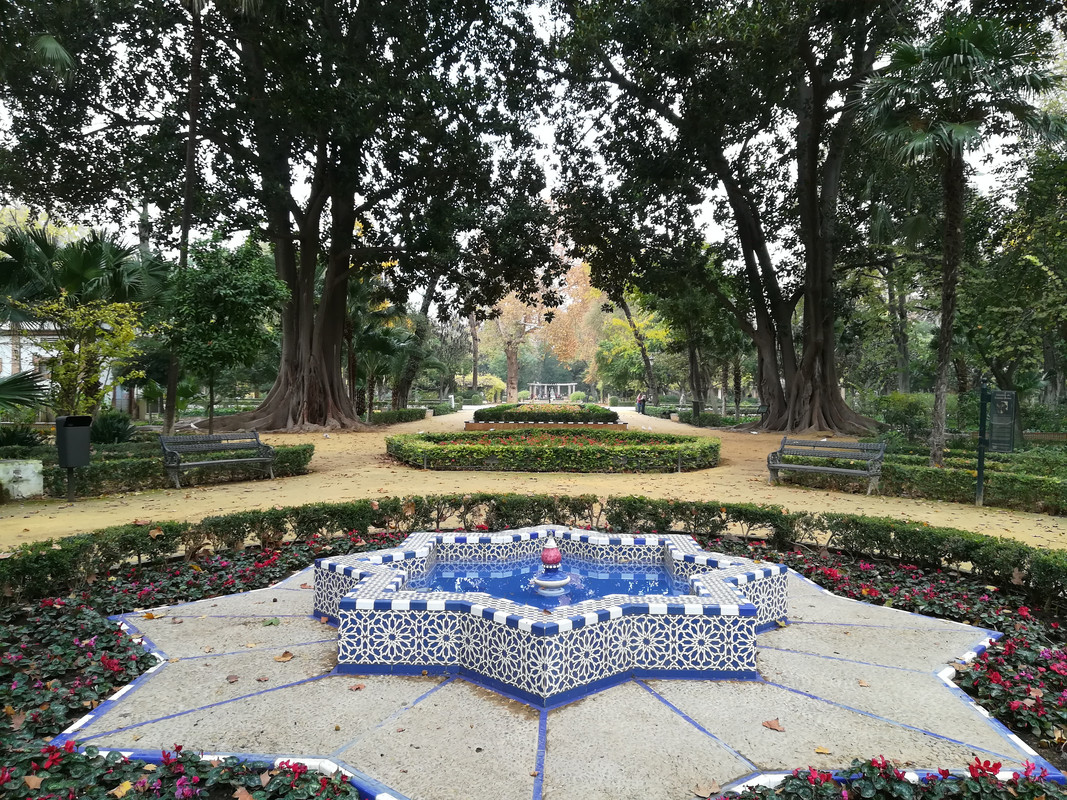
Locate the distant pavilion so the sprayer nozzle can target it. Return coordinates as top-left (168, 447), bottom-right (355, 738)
top-left (527, 382), bottom-right (577, 401)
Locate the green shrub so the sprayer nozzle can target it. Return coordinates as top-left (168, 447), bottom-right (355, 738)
top-left (472, 403), bottom-right (619, 424)
top-left (39, 444), bottom-right (314, 497)
top-left (5, 492), bottom-right (1067, 612)
top-left (569, 391), bottom-right (587, 402)
top-left (608, 395), bottom-right (620, 406)
top-left (517, 390), bottom-right (531, 401)
top-left (677, 409), bottom-right (730, 427)
top-left (431, 402), bottom-right (459, 416)
top-left (90, 409), bottom-right (137, 444)
top-left (1020, 401), bottom-right (1067, 432)
top-left (0, 425), bottom-right (46, 447)
top-left (642, 405), bottom-right (675, 419)
top-left (386, 430), bottom-right (721, 472)
top-left (370, 408), bottom-right (428, 425)
top-left (875, 392), bottom-right (930, 440)
top-left (778, 457), bottom-right (1067, 515)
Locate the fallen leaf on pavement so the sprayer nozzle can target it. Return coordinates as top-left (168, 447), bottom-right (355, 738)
top-left (226, 675), bottom-right (239, 683)
top-left (858, 680), bottom-right (870, 687)
top-left (349, 684), bottom-right (366, 691)
top-left (274, 651), bottom-right (294, 662)
top-left (815, 746), bottom-right (832, 754)
top-left (692, 780), bottom-right (721, 798)
top-left (762, 718), bottom-right (785, 732)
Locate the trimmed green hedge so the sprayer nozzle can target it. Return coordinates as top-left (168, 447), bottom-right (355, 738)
top-left (431, 403), bottom-right (460, 416)
top-left (677, 409), bottom-right (760, 427)
top-left (369, 408), bottom-right (429, 425)
top-left (38, 444), bottom-right (315, 498)
top-left (641, 405), bottom-right (675, 419)
top-left (777, 455), bottom-right (1067, 515)
top-left (472, 403), bottom-right (619, 424)
top-left (4, 493), bottom-right (1067, 612)
top-left (386, 430), bottom-right (721, 472)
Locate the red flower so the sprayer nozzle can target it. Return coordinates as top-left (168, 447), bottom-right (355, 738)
top-left (968, 757), bottom-right (1001, 778)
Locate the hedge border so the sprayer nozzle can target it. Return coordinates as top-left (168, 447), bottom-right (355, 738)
top-left (3, 493), bottom-right (1066, 612)
top-left (1, 444), bottom-right (315, 498)
top-left (472, 403), bottom-right (619, 424)
top-left (778, 456), bottom-right (1067, 515)
top-left (385, 431), bottom-right (721, 472)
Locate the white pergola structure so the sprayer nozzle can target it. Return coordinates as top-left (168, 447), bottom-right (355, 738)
top-left (527, 382), bottom-right (577, 402)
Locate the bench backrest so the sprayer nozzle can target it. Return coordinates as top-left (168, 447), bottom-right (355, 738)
top-left (777, 437), bottom-right (886, 461)
top-left (159, 432), bottom-right (263, 454)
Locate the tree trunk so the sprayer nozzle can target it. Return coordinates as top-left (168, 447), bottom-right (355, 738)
top-left (208, 375), bottom-right (215, 435)
top-left (469, 312), bottom-right (480, 391)
top-left (165, 3), bottom-right (203, 435)
top-left (391, 279), bottom-right (438, 409)
top-left (953, 357), bottom-right (969, 394)
top-left (617, 295), bottom-right (657, 402)
top-left (733, 357), bottom-right (742, 417)
top-left (505, 343), bottom-right (519, 402)
top-left (720, 361), bottom-right (728, 414)
top-left (885, 265), bottom-right (911, 393)
top-left (929, 151), bottom-right (966, 467)
top-left (687, 327), bottom-right (704, 415)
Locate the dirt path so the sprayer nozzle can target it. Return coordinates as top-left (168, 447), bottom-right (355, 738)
top-left (4, 408), bottom-right (1067, 551)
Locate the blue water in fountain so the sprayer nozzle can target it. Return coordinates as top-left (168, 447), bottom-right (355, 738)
top-left (405, 555), bottom-right (691, 610)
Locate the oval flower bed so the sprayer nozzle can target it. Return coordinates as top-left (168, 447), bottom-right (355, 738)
top-left (471, 403), bottom-right (620, 424)
top-left (387, 430), bottom-right (720, 472)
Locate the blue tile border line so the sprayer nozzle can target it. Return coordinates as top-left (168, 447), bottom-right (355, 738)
top-left (50, 555), bottom-right (1067, 800)
top-left (314, 526), bottom-right (788, 706)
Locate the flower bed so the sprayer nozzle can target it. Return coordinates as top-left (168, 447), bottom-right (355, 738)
top-left (5, 495), bottom-right (1067, 795)
top-left (471, 402), bottom-right (619, 424)
top-left (385, 430), bottom-right (721, 472)
top-left (709, 535), bottom-right (1067, 765)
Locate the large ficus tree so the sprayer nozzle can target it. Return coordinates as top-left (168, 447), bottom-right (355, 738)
top-left (0, 0), bottom-right (562, 430)
top-left (554, 0), bottom-right (917, 433)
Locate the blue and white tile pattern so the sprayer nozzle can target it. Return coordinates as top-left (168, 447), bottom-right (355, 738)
top-left (315, 527), bottom-right (787, 706)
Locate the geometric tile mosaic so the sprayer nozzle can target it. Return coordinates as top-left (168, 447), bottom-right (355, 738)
top-left (315, 526), bottom-right (788, 706)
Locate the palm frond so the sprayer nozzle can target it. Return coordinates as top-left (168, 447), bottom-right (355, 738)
top-left (30, 35), bottom-right (73, 76)
top-left (0, 370), bottom-right (47, 412)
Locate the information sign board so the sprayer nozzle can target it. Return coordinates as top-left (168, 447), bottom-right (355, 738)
top-left (988, 390), bottom-right (1016, 453)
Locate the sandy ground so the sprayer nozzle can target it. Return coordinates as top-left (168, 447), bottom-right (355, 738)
top-left (3, 407), bottom-right (1067, 551)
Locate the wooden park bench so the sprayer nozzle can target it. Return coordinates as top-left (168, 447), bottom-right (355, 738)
top-left (767, 437), bottom-right (887, 495)
top-left (159, 432), bottom-right (276, 489)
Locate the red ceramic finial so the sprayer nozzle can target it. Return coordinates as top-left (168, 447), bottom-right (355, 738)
top-left (541, 536), bottom-right (562, 568)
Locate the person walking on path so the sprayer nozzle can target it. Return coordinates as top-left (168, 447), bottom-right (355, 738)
top-left (636, 392), bottom-right (646, 414)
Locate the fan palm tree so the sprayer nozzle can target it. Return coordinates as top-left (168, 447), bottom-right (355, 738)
top-left (0, 370), bottom-right (46, 412)
top-left (0, 227), bottom-right (166, 414)
top-left (861, 17), bottom-right (1067, 466)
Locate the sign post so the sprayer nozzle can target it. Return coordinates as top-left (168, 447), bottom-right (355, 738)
top-left (976, 385), bottom-right (1016, 507)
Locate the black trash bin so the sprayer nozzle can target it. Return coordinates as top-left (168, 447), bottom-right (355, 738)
top-left (56, 415), bottom-right (92, 468)
top-left (56, 415), bottom-right (92, 499)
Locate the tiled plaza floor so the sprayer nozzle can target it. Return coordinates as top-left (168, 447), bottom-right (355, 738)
top-left (55, 569), bottom-right (1060, 800)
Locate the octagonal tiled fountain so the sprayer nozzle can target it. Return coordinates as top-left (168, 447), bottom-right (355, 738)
top-left (314, 527), bottom-right (787, 707)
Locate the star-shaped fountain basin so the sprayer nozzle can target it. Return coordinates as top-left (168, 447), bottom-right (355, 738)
top-left (314, 526), bottom-right (788, 707)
